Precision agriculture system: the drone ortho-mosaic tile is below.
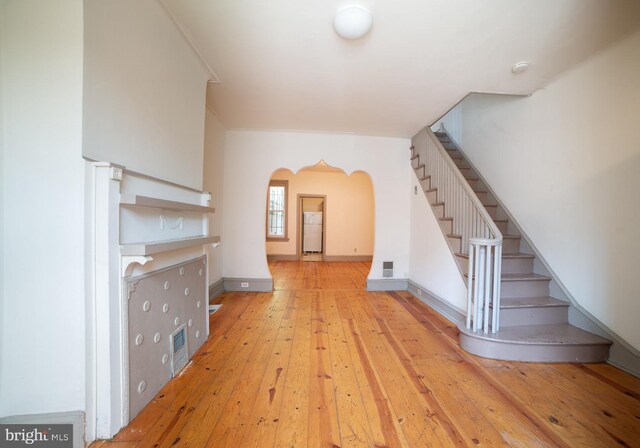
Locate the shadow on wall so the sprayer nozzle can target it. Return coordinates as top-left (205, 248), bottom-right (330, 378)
top-left (265, 160), bottom-right (375, 266)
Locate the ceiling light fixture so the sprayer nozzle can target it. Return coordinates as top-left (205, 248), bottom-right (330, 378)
top-left (334, 5), bottom-right (373, 40)
top-left (511, 62), bottom-right (530, 74)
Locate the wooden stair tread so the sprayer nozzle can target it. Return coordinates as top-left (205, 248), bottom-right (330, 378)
top-left (501, 272), bottom-right (550, 282)
top-left (502, 234), bottom-right (521, 240)
top-left (456, 251), bottom-right (533, 259)
top-left (464, 273), bottom-right (550, 281)
top-left (502, 252), bottom-right (533, 259)
top-left (496, 296), bottom-right (569, 309)
top-left (460, 323), bottom-right (611, 346)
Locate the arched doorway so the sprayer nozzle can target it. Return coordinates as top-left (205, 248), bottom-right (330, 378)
top-left (265, 161), bottom-right (375, 274)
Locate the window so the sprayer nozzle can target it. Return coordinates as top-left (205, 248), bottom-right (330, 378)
top-left (266, 180), bottom-right (288, 240)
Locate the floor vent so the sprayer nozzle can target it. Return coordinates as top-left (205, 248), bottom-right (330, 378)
top-left (383, 261), bottom-right (393, 278)
top-left (170, 324), bottom-right (189, 377)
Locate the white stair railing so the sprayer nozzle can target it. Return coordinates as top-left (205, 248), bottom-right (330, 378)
top-left (412, 127), bottom-right (503, 333)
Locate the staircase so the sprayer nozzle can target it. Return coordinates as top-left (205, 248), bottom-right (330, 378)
top-left (411, 129), bottom-right (611, 362)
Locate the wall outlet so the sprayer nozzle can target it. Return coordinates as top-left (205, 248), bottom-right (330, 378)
top-left (241, 282), bottom-right (249, 288)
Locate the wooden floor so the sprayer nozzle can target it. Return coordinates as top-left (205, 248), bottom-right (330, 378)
top-left (94, 261), bottom-right (640, 448)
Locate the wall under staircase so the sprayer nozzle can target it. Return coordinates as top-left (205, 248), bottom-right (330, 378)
top-left (410, 128), bottom-right (612, 364)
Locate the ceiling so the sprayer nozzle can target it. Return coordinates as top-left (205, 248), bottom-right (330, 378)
top-left (163, 0), bottom-right (640, 138)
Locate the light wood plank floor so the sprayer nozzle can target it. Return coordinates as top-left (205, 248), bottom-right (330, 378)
top-left (94, 261), bottom-right (640, 447)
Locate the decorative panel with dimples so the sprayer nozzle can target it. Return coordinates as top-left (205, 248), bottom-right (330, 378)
top-left (125, 256), bottom-right (207, 419)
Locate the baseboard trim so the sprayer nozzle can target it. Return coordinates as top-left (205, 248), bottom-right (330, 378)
top-left (366, 278), bottom-right (408, 291)
top-left (323, 255), bottom-right (373, 262)
top-left (223, 277), bottom-right (273, 292)
top-left (267, 254), bottom-right (299, 261)
top-left (0, 411), bottom-right (84, 448)
top-left (407, 280), bottom-right (466, 325)
top-left (208, 278), bottom-right (224, 302)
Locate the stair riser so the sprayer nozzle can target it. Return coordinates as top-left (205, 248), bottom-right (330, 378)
top-left (495, 220), bottom-right (508, 234)
top-left (501, 279), bottom-right (550, 299)
top-left (447, 149), bottom-right (463, 158)
top-left (467, 179), bottom-right (483, 189)
top-left (431, 204), bottom-right (444, 219)
top-left (447, 236), bottom-right (461, 253)
top-left (425, 190), bottom-right (437, 203)
top-left (501, 257), bottom-right (534, 274)
top-left (459, 333), bottom-right (610, 363)
top-left (484, 205), bottom-right (497, 218)
top-left (439, 220), bottom-right (453, 234)
top-left (499, 306), bottom-right (568, 326)
top-left (453, 159), bottom-right (470, 169)
top-left (475, 191), bottom-right (488, 202)
top-left (457, 256), bottom-right (534, 275)
top-left (460, 168), bottom-right (476, 178)
top-left (419, 177), bottom-right (431, 190)
top-left (502, 238), bottom-right (520, 253)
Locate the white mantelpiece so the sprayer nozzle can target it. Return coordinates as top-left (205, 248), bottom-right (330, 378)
top-left (86, 163), bottom-right (219, 439)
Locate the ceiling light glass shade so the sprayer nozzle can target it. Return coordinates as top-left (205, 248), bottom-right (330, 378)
top-left (334, 5), bottom-right (373, 40)
top-left (511, 62), bottom-right (530, 74)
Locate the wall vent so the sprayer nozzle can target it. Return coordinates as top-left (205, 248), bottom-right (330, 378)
top-left (383, 261), bottom-right (393, 278)
top-left (170, 324), bottom-right (189, 377)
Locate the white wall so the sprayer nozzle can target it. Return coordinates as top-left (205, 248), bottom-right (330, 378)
top-left (443, 29), bottom-right (640, 349)
top-left (409, 170), bottom-right (468, 312)
top-left (0, 0), bottom-right (86, 417)
top-left (223, 131), bottom-right (411, 281)
top-left (203, 108), bottom-right (226, 284)
top-left (83, 0), bottom-right (210, 190)
top-left (266, 169), bottom-right (375, 257)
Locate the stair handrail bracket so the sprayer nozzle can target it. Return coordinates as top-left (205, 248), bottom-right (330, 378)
top-left (412, 127), bottom-right (503, 334)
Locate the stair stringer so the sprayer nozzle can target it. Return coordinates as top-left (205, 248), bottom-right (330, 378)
top-left (409, 147), bottom-right (470, 283)
top-left (439, 124), bottom-right (640, 376)
top-left (408, 166), bottom-right (468, 317)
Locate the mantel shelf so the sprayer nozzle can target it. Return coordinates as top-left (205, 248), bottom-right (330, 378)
top-left (120, 194), bottom-right (215, 213)
top-left (120, 235), bottom-right (221, 256)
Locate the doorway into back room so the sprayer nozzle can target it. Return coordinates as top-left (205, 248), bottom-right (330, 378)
top-left (265, 161), bottom-right (374, 264)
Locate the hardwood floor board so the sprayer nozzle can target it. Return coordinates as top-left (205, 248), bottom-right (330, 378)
top-left (514, 362), bottom-right (640, 446)
top-left (92, 261), bottom-right (640, 448)
top-left (386, 291), bottom-right (571, 447)
top-left (366, 294), bottom-right (508, 447)
top-left (576, 363), bottom-right (640, 399)
top-left (307, 292), bottom-right (342, 447)
top-left (481, 360), bottom-right (620, 447)
top-left (239, 290), bottom-right (299, 448)
top-left (348, 292), bottom-right (460, 447)
top-left (272, 291), bottom-right (313, 447)
top-left (333, 291), bottom-right (409, 448)
top-left (324, 291), bottom-right (382, 447)
top-left (199, 291), bottom-right (290, 447)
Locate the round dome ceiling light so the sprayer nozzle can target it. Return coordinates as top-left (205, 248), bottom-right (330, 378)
top-left (511, 62), bottom-right (530, 74)
top-left (334, 5), bottom-right (373, 40)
